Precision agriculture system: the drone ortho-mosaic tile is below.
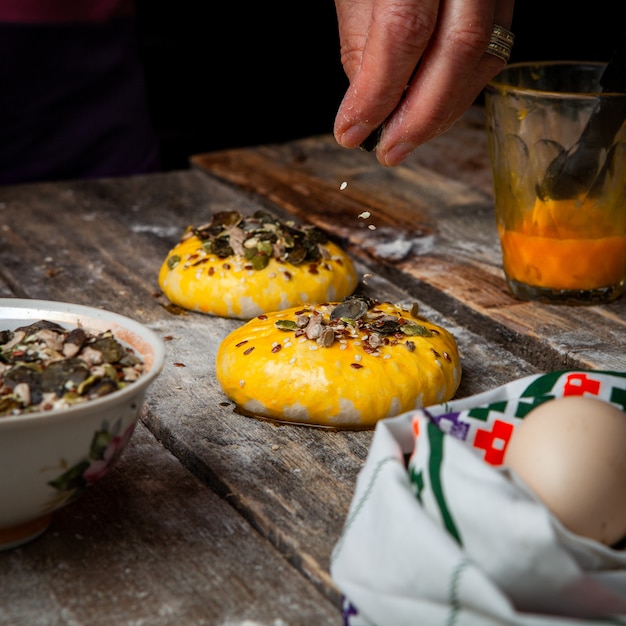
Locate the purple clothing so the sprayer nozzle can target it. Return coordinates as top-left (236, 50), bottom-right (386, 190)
top-left (0, 5), bottom-right (161, 185)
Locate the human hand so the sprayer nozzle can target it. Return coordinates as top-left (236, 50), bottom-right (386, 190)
top-left (333, 0), bottom-right (515, 166)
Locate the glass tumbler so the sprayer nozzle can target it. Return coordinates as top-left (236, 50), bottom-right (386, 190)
top-left (484, 61), bottom-right (626, 304)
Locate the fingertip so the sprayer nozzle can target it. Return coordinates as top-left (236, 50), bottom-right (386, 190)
top-left (336, 123), bottom-right (375, 150)
top-left (379, 142), bottom-right (416, 167)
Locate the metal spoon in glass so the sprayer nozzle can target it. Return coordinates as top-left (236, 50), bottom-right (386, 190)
top-left (537, 30), bottom-right (626, 201)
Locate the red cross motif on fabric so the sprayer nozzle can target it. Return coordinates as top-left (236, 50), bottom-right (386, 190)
top-left (473, 419), bottom-right (514, 465)
top-left (563, 372), bottom-right (601, 396)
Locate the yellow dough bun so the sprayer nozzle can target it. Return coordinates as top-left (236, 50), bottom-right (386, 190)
top-left (158, 210), bottom-right (358, 319)
top-left (215, 297), bottom-right (462, 429)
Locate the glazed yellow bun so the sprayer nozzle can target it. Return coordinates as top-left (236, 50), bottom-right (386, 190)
top-left (158, 210), bottom-right (357, 319)
top-left (215, 297), bottom-right (462, 429)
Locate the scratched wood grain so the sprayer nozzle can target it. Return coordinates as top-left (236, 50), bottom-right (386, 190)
top-left (0, 424), bottom-right (342, 626)
top-left (0, 163), bottom-right (539, 622)
top-left (191, 107), bottom-right (626, 373)
top-left (2, 100), bottom-right (624, 623)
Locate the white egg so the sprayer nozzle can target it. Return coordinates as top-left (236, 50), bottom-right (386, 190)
top-left (504, 395), bottom-right (626, 546)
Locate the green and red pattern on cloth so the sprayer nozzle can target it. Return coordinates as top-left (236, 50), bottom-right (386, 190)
top-left (331, 370), bottom-right (626, 626)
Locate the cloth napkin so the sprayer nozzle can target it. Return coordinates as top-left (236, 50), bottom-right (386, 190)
top-left (331, 370), bottom-right (626, 626)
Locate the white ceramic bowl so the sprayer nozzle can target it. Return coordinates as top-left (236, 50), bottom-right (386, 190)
top-left (0, 299), bottom-right (165, 550)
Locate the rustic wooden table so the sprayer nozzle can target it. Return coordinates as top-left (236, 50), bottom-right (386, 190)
top-left (0, 106), bottom-right (624, 626)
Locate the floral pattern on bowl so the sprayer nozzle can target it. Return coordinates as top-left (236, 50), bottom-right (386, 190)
top-left (43, 418), bottom-right (137, 513)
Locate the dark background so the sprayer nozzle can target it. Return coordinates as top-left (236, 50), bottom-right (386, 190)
top-left (135, 3), bottom-right (347, 171)
top-left (135, 2), bottom-right (626, 171)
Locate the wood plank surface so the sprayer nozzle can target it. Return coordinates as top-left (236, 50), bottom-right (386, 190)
top-left (0, 424), bottom-right (341, 626)
top-left (0, 168), bottom-right (537, 619)
top-left (191, 107), bottom-right (626, 374)
top-left (1, 107), bottom-right (623, 624)
top-left (0, 171), bottom-right (353, 623)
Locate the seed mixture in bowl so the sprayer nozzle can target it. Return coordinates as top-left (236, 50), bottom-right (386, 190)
top-left (0, 320), bottom-right (145, 417)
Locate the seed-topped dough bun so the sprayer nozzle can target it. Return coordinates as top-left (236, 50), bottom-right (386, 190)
top-left (158, 210), bottom-right (358, 319)
top-left (215, 296), bottom-right (462, 429)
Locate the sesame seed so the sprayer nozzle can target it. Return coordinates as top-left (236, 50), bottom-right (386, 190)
top-left (239, 380), bottom-right (245, 387)
top-left (309, 345), bottom-right (319, 351)
top-left (354, 354), bottom-right (362, 362)
top-left (358, 211), bottom-right (370, 219)
top-left (289, 357), bottom-right (296, 364)
top-left (340, 181), bottom-right (348, 190)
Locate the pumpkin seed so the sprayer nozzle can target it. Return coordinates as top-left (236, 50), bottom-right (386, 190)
top-left (0, 322), bottom-right (145, 418)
